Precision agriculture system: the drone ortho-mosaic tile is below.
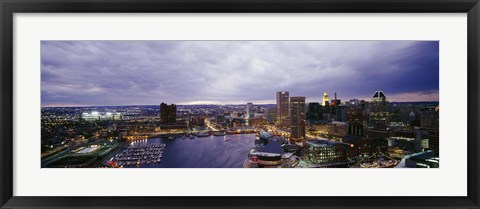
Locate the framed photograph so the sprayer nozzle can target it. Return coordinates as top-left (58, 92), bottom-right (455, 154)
top-left (1, 0), bottom-right (479, 208)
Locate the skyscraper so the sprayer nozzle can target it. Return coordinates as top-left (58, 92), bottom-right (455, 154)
top-left (290, 96), bottom-right (306, 140)
top-left (266, 107), bottom-right (277, 124)
top-left (331, 92), bottom-right (341, 115)
top-left (322, 91), bottom-right (330, 106)
top-left (307, 102), bottom-right (322, 124)
top-left (276, 91), bottom-right (289, 127)
top-left (347, 108), bottom-right (364, 136)
top-left (246, 102), bottom-right (254, 119)
top-left (369, 91), bottom-right (389, 130)
top-left (160, 102), bottom-right (176, 124)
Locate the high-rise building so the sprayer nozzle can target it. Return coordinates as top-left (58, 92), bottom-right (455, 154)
top-left (322, 91), bottom-right (330, 106)
top-left (347, 108), bottom-right (364, 136)
top-left (419, 107), bottom-right (439, 129)
top-left (160, 103), bottom-right (176, 124)
top-left (290, 96), bottom-right (306, 140)
top-left (266, 107), bottom-right (277, 124)
top-left (331, 92), bottom-right (341, 115)
top-left (246, 102), bottom-right (254, 119)
top-left (369, 91), bottom-right (389, 130)
top-left (276, 91), bottom-right (289, 127)
top-left (335, 104), bottom-right (347, 122)
top-left (307, 102), bottom-right (322, 124)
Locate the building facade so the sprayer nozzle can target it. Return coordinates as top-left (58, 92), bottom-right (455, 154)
top-left (246, 102), bottom-right (254, 119)
top-left (322, 91), bottom-right (330, 106)
top-left (369, 91), bottom-right (389, 130)
top-left (160, 103), bottom-right (176, 124)
top-left (276, 91), bottom-right (290, 127)
top-left (347, 108), bottom-right (364, 136)
top-left (290, 96), bottom-right (306, 140)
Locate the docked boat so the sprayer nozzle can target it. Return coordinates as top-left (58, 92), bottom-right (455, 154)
top-left (213, 131), bottom-right (226, 136)
top-left (196, 132), bottom-right (210, 137)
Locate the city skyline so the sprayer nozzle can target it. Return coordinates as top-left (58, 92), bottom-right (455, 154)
top-left (41, 41), bottom-right (439, 107)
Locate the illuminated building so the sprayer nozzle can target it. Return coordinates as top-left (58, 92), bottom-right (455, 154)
top-left (322, 91), bottom-right (330, 106)
top-left (265, 107), bottom-right (277, 124)
top-left (312, 121), bottom-right (348, 140)
top-left (347, 108), bottom-right (364, 136)
top-left (276, 91), bottom-right (290, 127)
top-left (82, 112), bottom-right (100, 121)
top-left (290, 96), bottom-right (306, 140)
top-left (160, 103), bottom-right (176, 124)
top-left (369, 91), bottom-right (389, 130)
top-left (244, 130), bottom-right (300, 168)
top-left (304, 140), bottom-right (346, 164)
top-left (248, 118), bottom-right (267, 127)
top-left (330, 92), bottom-right (341, 107)
top-left (81, 111), bottom-right (122, 122)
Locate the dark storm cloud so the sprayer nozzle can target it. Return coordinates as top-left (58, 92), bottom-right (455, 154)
top-left (41, 41), bottom-right (439, 106)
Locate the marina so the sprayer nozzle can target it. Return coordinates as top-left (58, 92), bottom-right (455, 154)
top-left (107, 141), bottom-right (165, 167)
top-left (139, 134), bottom-right (256, 168)
top-left (102, 134), bottom-right (256, 168)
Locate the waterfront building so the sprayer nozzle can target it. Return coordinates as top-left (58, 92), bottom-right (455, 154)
top-left (290, 96), bottom-right (306, 140)
top-left (246, 102), bottom-right (255, 119)
top-left (244, 129), bottom-right (300, 168)
top-left (160, 103), bottom-right (176, 124)
top-left (215, 114), bottom-right (226, 125)
top-left (248, 118), bottom-right (267, 127)
top-left (265, 107), bottom-right (277, 124)
top-left (276, 91), bottom-right (290, 127)
top-left (82, 112), bottom-right (100, 121)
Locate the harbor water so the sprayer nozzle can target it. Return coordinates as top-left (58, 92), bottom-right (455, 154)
top-left (128, 134), bottom-right (256, 168)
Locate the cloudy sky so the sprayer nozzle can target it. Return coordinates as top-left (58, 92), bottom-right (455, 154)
top-left (41, 41), bottom-right (439, 107)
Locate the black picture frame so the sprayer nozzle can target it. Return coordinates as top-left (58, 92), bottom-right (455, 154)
top-left (1, 0), bottom-right (479, 208)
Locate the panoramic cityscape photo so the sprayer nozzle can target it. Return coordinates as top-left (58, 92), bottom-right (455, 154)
top-left (41, 41), bottom-right (439, 168)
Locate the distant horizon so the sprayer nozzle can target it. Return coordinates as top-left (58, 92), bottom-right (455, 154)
top-left (41, 100), bottom-right (440, 108)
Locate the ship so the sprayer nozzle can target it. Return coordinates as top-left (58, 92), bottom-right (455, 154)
top-left (213, 131), bottom-right (226, 136)
top-left (196, 132), bottom-right (210, 137)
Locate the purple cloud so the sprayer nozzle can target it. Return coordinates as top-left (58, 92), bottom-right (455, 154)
top-left (41, 41), bottom-right (439, 106)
